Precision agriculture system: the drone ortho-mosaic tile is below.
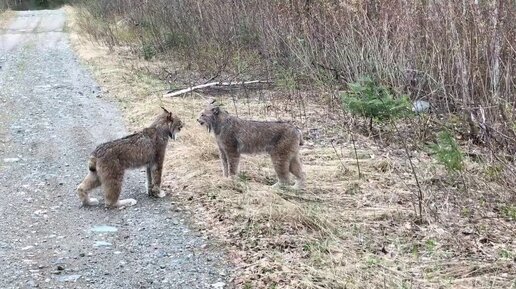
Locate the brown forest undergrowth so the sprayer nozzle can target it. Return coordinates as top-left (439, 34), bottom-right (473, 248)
top-left (65, 3), bottom-right (515, 289)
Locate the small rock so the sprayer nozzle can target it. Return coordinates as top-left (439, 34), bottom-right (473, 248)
top-left (211, 281), bottom-right (226, 289)
top-left (93, 241), bottom-right (112, 247)
top-left (90, 225), bottom-right (118, 233)
top-left (412, 100), bottom-right (430, 113)
top-left (56, 274), bottom-right (81, 282)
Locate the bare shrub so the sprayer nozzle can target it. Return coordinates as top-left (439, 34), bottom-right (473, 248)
top-left (74, 0), bottom-right (515, 154)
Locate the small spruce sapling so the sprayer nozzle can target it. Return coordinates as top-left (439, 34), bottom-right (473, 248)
top-left (341, 77), bottom-right (412, 131)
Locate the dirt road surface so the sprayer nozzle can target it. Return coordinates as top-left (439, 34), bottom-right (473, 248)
top-left (0, 9), bottom-right (228, 289)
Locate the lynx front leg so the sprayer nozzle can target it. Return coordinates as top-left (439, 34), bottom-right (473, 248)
top-left (227, 152), bottom-right (241, 176)
top-left (146, 166), bottom-right (153, 196)
top-left (218, 147), bottom-right (229, 177)
top-left (150, 161), bottom-right (166, 198)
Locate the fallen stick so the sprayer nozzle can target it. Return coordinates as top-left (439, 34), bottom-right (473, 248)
top-left (163, 80), bottom-right (272, 97)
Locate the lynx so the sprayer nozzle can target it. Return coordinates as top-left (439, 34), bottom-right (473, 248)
top-left (77, 107), bottom-right (183, 208)
top-left (197, 100), bottom-right (305, 189)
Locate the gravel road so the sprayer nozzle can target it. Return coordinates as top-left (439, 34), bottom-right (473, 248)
top-left (0, 9), bottom-right (228, 289)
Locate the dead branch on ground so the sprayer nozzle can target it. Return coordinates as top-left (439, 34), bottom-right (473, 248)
top-left (163, 80), bottom-right (273, 97)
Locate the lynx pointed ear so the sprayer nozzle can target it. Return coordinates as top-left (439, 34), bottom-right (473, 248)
top-left (207, 98), bottom-right (217, 105)
top-left (161, 106), bottom-right (170, 114)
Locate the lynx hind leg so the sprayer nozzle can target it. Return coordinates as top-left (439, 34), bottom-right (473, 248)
top-left (101, 171), bottom-right (137, 208)
top-left (271, 154), bottom-right (291, 189)
top-left (290, 155), bottom-right (306, 190)
top-left (77, 171), bottom-right (101, 206)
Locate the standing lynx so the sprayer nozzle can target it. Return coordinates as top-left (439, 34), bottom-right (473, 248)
top-left (197, 100), bottom-right (305, 189)
top-left (77, 107), bottom-right (183, 208)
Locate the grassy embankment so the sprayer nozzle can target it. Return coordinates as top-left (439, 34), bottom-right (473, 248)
top-left (66, 4), bottom-right (515, 289)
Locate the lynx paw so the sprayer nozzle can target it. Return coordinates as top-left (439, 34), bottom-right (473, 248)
top-left (150, 187), bottom-right (166, 198)
top-left (271, 182), bottom-right (289, 190)
top-left (116, 198), bottom-right (137, 208)
top-left (151, 190), bottom-right (166, 198)
top-left (82, 198), bottom-right (99, 206)
top-left (292, 181), bottom-right (305, 190)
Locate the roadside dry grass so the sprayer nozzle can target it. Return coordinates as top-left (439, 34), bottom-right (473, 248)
top-left (65, 7), bottom-right (516, 289)
top-left (0, 9), bottom-right (14, 28)
top-left (0, 8), bottom-right (15, 172)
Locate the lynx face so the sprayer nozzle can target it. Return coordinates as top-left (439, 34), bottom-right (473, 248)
top-left (168, 115), bottom-right (183, 140)
top-left (197, 106), bottom-right (220, 133)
